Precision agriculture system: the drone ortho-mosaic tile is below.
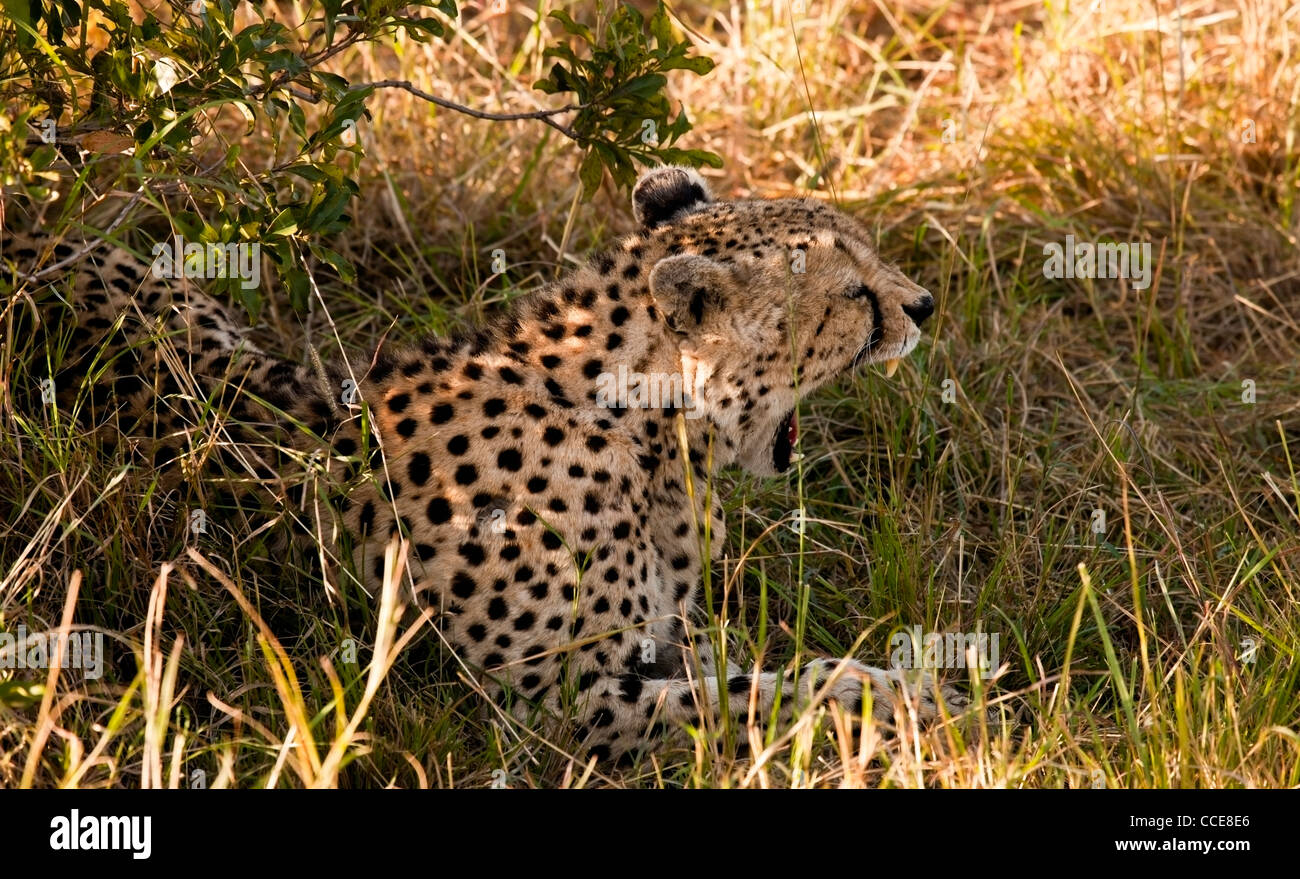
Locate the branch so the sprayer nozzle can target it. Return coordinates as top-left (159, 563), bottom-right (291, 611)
top-left (357, 80), bottom-right (584, 141)
top-left (245, 30), bottom-right (367, 99)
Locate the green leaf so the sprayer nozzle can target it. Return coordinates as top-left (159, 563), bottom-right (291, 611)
top-left (548, 10), bottom-right (595, 43)
top-left (311, 244), bottom-right (356, 283)
top-left (579, 150), bottom-right (604, 200)
top-left (0, 679), bottom-right (43, 709)
top-left (304, 185), bottom-right (351, 233)
top-left (267, 209), bottom-right (298, 237)
top-left (659, 55), bottom-right (714, 75)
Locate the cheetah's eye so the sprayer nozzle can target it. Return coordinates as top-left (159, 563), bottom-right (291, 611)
top-left (847, 284), bottom-right (875, 300)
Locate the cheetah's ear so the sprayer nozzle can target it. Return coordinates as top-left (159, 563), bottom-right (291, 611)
top-left (648, 253), bottom-right (744, 333)
top-left (632, 166), bottom-right (712, 228)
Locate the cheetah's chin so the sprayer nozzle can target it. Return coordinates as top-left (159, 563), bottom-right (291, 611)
top-left (772, 410), bottom-right (798, 472)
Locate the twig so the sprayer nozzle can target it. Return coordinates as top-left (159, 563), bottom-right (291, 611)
top-left (245, 30), bottom-right (366, 99)
top-left (357, 79), bottom-right (584, 140)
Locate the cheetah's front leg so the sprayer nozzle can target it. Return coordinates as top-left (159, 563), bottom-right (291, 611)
top-left (574, 658), bottom-right (969, 759)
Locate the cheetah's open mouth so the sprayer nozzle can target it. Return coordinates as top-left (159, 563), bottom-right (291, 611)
top-left (773, 410), bottom-right (798, 472)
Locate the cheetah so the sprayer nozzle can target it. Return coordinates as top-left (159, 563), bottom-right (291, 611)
top-left (11, 165), bottom-right (966, 759)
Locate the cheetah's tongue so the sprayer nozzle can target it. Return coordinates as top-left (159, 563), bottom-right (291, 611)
top-left (787, 410), bottom-right (798, 447)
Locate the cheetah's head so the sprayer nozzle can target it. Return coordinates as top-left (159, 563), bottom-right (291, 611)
top-left (634, 166), bottom-right (935, 476)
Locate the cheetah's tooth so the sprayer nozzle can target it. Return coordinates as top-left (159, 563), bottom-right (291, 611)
top-left (883, 358), bottom-right (901, 378)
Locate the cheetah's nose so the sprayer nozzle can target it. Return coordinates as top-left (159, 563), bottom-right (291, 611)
top-left (902, 294), bottom-right (935, 326)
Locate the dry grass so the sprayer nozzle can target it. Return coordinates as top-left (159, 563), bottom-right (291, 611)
top-left (2, 0), bottom-right (1299, 788)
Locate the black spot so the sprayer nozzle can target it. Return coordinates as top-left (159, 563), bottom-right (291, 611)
top-left (430, 403), bottom-right (454, 424)
top-left (455, 464), bottom-right (478, 485)
top-left (543, 427), bottom-right (565, 446)
top-left (618, 675), bottom-right (643, 704)
top-left (451, 572), bottom-right (477, 598)
top-left (498, 449), bottom-right (523, 471)
top-left (488, 597), bottom-right (508, 620)
top-left (483, 398), bottom-right (507, 417)
top-left (426, 497), bottom-right (453, 524)
top-left (396, 418), bottom-right (417, 437)
top-left (458, 543), bottom-right (486, 566)
top-left (408, 453), bottom-right (431, 486)
top-left (447, 434), bottom-right (469, 455)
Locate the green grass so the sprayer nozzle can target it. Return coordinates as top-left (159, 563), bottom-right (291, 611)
top-left (2, 0), bottom-right (1299, 787)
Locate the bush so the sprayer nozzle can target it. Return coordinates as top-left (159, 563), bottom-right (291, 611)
top-left (0, 0), bottom-right (719, 315)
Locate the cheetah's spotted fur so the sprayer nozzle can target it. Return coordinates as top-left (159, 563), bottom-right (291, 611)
top-left (13, 167), bottom-right (966, 758)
